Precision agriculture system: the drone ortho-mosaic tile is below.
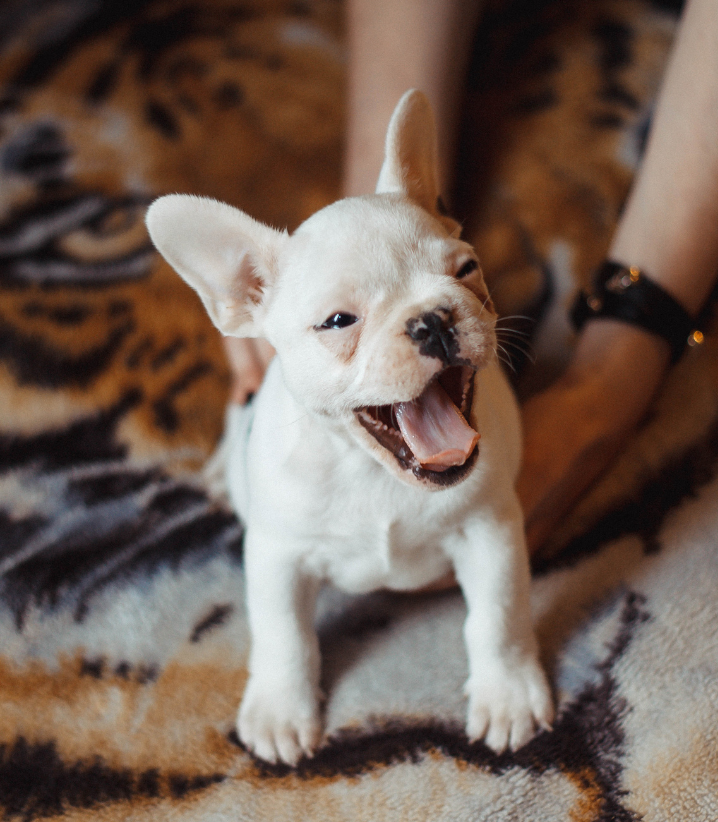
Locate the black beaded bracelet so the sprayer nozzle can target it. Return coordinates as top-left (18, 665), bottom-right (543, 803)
top-left (570, 261), bottom-right (704, 364)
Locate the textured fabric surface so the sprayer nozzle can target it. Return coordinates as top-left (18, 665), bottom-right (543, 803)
top-left (0, 0), bottom-right (716, 819)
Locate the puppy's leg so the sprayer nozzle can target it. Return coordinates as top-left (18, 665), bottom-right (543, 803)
top-left (238, 530), bottom-right (322, 766)
top-left (445, 498), bottom-right (553, 753)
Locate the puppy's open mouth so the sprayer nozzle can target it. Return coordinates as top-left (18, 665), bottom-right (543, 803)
top-left (355, 365), bottom-right (479, 486)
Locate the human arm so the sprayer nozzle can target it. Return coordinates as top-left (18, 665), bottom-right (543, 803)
top-left (344, 0), bottom-right (482, 197)
top-left (518, 0), bottom-right (718, 552)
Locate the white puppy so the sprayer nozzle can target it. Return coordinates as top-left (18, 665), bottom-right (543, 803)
top-left (146, 90), bottom-right (553, 767)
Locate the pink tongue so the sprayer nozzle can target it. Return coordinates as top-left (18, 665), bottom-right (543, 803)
top-left (394, 380), bottom-right (479, 471)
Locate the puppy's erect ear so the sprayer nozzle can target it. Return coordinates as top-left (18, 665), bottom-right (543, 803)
top-left (376, 89), bottom-right (461, 236)
top-left (145, 195), bottom-right (287, 337)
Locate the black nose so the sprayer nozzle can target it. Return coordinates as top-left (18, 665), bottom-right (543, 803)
top-left (406, 308), bottom-right (458, 364)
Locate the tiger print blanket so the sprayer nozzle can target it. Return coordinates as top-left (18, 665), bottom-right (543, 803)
top-left (0, 0), bottom-right (716, 819)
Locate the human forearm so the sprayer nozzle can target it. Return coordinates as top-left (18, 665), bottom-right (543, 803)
top-left (519, 0), bottom-right (718, 552)
top-left (609, 0), bottom-right (718, 315)
top-left (344, 0), bottom-right (483, 197)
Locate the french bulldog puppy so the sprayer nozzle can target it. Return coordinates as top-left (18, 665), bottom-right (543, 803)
top-left (146, 90), bottom-right (553, 767)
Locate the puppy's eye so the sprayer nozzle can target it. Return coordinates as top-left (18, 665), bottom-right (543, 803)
top-left (318, 312), bottom-right (359, 330)
top-left (456, 259), bottom-right (479, 279)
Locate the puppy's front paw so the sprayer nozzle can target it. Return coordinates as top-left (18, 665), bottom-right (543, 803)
top-left (464, 658), bottom-right (553, 753)
top-left (238, 676), bottom-right (322, 766)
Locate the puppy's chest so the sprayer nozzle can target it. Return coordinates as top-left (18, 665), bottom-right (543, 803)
top-left (302, 505), bottom-right (454, 593)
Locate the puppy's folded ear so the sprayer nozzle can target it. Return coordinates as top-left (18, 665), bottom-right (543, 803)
top-left (146, 195), bottom-right (287, 337)
top-left (376, 89), bottom-right (461, 237)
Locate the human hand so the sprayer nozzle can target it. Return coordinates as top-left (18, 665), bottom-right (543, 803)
top-left (517, 320), bottom-right (670, 554)
top-left (223, 337), bottom-right (275, 405)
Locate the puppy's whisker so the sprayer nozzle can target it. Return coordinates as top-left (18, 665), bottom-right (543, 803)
top-left (496, 338), bottom-right (532, 354)
top-left (499, 342), bottom-right (535, 364)
top-left (499, 347), bottom-right (535, 367)
top-left (497, 356), bottom-right (516, 376)
top-left (495, 314), bottom-right (534, 325)
top-left (495, 329), bottom-right (536, 364)
top-left (496, 333), bottom-right (533, 352)
top-left (277, 413), bottom-right (310, 429)
top-left (497, 339), bottom-right (528, 368)
top-left (495, 343), bottom-right (518, 374)
top-left (495, 327), bottom-right (532, 338)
